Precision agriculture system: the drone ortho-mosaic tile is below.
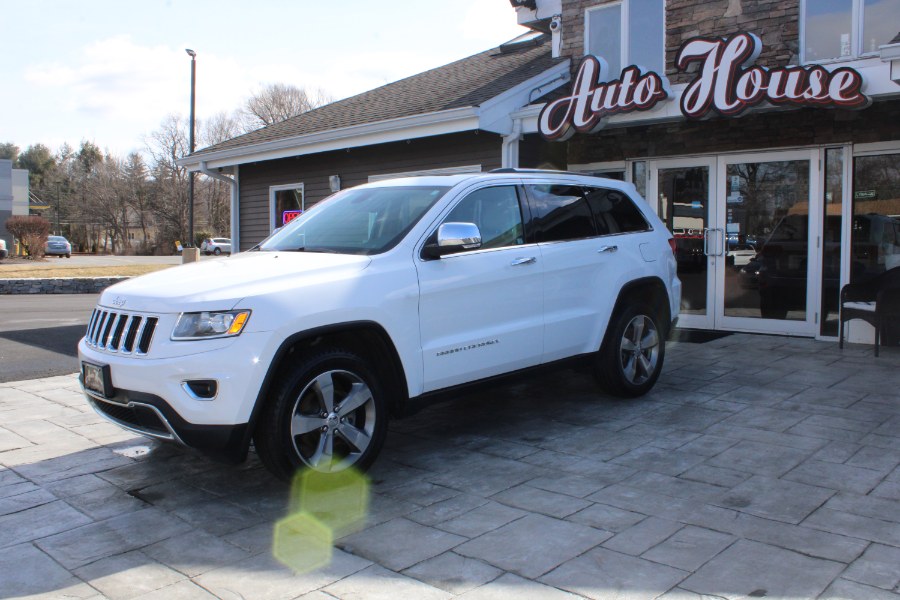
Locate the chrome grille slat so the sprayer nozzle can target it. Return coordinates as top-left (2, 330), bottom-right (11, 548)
top-left (85, 308), bottom-right (158, 356)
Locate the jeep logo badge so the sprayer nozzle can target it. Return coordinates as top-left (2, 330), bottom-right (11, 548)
top-left (112, 296), bottom-right (126, 307)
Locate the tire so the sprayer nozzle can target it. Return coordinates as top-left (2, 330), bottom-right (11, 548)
top-left (596, 303), bottom-right (666, 398)
top-left (254, 348), bottom-right (388, 480)
top-left (213, 248), bottom-right (221, 255)
top-left (66, 254), bottom-right (71, 258)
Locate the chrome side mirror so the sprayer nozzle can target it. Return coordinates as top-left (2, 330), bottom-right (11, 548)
top-left (423, 222), bottom-right (482, 258)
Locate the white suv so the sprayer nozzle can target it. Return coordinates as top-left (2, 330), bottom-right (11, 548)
top-left (78, 170), bottom-right (681, 479)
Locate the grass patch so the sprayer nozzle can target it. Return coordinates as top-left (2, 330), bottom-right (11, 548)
top-left (0, 264), bottom-right (174, 279)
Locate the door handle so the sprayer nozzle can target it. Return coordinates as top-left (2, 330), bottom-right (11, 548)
top-left (510, 256), bottom-right (537, 266)
top-left (597, 245), bottom-right (618, 254)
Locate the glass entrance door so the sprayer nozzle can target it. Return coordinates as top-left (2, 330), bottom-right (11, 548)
top-left (716, 150), bottom-right (820, 336)
top-left (648, 158), bottom-right (717, 329)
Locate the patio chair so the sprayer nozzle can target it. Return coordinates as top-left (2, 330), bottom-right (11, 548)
top-left (839, 266), bottom-right (900, 356)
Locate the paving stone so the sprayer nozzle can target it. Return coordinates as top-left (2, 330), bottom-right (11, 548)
top-left (0, 543), bottom-right (96, 599)
top-left (681, 539), bottom-right (844, 598)
top-left (0, 487), bottom-right (56, 516)
top-left (492, 483), bottom-right (591, 518)
top-left (36, 507), bottom-right (187, 569)
top-left (195, 548), bottom-right (371, 600)
top-left (538, 428), bottom-right (650, 461)
top-left (846, 445), bottom-right (900, 473)
top-left (340, 517), bottom-right (465, 571)
top-left (787, 421), bottom-right (870, 443)
top-left (457, 572), bottom-right (581, 599)
top-left (803, 507), bottom-right (900, 547)
top-left (813, 440), bottom-right (864, 464)
top-left (131, 580), bottom-right (218, 600)
top-left (713, 475), bottom-right (834, 524)
top-left (167, 498), bottom-right (265, 536)
top-left (820, 578), bottom-right (900, 600)
top-left (403, 551), bottom-right (504, 595)
top-left (407, 492), bottom-right (489, 526)
top-left (706, 440), bottom-right (815, 477)
top-left (721, 407), bottom-right (807, 432)
top-left (143, 529), bottom-right (252, 577)
top-left (637, 405), bottom-right (731, 431)
top-left (678, 464), bottom-right (751, 488)
top-left (842, 543), bottom-right (900, 590)
top-left (426, 454), bottom-right (542, 496)
top-left (65, 482), bottom-right (149, 520)
top-left (684, 504), bottom-right (867, 564)
top-left (784, 459), bottom-right (886, 494)
top-left (380, 480), bottom-right (460, 507)
top-left (587, 484), bottom-right (697, 521)
top-left (675, 434), bottom-right (739, 457)
top-left (705, 423), bottom-right (829, 451)
top-left (862, 433), bottom-right (900, 451)
top-left (456, 514), bottom-right (607, 579)
top-left (324, 563), bottom-right (452, 600)
top-left (871, 479), bottom-right (900, 501)
top-left (436, 500), bottom-right (527, 538)
top-left (641, 525), bottom-right (736, 571)
top-left (0, 479), bottom-right (39, 499)
top-left (525, 471), bottom-right (610, 498)
top-left (610, 446), bottom-right (707, 476)
top-left (0, 426), bottom-right (31, 451)
top-left (0, 499), bottom-right (92, 548)
top-left (621, 471), bottom-right (727, 501)
top-left (73, 550), bottom-right (185, 600)
top-left (567, 503), bottom-right (646, 533)
top-left (540, 547), bottom-right (689, 600)
top-left (602, 516), bottom-right (682, 556)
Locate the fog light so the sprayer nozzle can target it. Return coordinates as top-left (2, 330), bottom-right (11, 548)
top-left (182, 380), bottom-right (218, 399)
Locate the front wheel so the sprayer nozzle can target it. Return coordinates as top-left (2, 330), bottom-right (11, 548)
top-left (254, 349), bottom-right (388, 480)
top-left (596, 304), bottom-right (666, 397)
top-left (213, 248), bottom-right (222, 255)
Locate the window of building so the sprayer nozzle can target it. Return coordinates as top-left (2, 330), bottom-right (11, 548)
top-left (444, 186), bottom-right (524, 250)
top-left (527, 184), bottom-right (596, 242)
top-left (851, 151), bottom-right (900, 282)
top-left (803, 0), bottom-right (900, 62)
top-left (585, 0), bottom-right (665, 75)
top-left (269, 183), bottom-right (304, 231)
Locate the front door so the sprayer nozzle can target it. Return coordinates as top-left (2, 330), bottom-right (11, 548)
top-left (648, 158), bottom-right (717, 330)
top-left (716, 150), bottom-right (820, 336)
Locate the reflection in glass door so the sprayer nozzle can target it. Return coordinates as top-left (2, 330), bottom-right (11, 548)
top-left (650, 159), bottom-right (716, 329)
top-left (717, 151), bottom-right (819, 335)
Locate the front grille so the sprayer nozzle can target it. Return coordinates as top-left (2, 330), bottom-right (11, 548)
top-left (85, 309), bottom-right (158, 355)
top-left (90, 398), bottom-right (170, 436)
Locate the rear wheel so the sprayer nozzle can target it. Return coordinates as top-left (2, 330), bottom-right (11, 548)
top-left (213, 247), bottom-right (222, 255)
top-left (254, 349), bottom-right (388, 480)
top-left (596, 303), bottom-right (665, 397)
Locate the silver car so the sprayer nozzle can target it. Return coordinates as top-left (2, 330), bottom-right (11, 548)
top-left (45, 235), bottom-right (72, 258)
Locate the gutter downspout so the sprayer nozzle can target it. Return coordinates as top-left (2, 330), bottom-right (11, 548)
top-left (199, 161), bottom-right (239, 252)
top-left (501, 118), bottom-right (523, 169)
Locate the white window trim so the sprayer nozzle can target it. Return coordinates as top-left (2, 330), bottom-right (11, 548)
top-left (801, 0), bottom-right (892, 65)
top-left (852, 140), bottom-right (900, 156)
top-left (367, 164), bottom-right (482, 183)
top-left (569, 160), bottom-right (627, 175)
top-left (269, 183), bottom-right (304, 233)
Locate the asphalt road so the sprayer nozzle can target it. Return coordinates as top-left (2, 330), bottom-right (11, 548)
top-left (0, 294), bottom-right (98, 382)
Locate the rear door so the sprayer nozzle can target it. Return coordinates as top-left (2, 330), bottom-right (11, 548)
top-left (416, 184), bottom-right (544, 392)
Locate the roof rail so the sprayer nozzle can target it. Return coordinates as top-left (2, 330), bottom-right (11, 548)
top-left (489, 167), bottom-right (590, 176)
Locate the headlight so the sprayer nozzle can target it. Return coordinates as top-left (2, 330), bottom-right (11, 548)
top-left (171, 310), bottom-right (250, 340)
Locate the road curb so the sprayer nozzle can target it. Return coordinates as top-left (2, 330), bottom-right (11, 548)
top-left (0, 277), bottom-right (129, 294)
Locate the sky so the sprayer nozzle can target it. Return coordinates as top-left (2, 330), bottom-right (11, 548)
top-left (0, 0), bottom-right (527, 158)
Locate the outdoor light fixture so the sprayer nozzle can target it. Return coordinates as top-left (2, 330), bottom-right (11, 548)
top-left (509, 0), bottom-right (537, 9)
top-left (186, 49), bottom-right (196, 247)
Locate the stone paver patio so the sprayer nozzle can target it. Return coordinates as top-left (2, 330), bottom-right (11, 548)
top-left (1, 333), bottom-right (899, 599)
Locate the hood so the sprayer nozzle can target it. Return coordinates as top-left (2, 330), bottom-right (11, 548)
top-left (98, 251), bottom-right (371, 313)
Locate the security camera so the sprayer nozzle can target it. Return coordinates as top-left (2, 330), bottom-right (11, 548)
top-left (549, 16), bottom-right (561, 31)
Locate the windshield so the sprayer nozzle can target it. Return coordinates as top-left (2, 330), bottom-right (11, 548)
top-left (259, 185), bottom-right (450, 255)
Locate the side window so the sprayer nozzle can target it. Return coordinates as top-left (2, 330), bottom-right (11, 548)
top-left (527, 184), bottom-right (596, 243)
top-left (443, 186), bottom-right (524, 250)
top-left (584, 187), bottom-right (650, 235)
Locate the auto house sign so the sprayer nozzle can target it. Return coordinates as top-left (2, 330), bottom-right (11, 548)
top-left (539, 32), bottom-right (870, 140)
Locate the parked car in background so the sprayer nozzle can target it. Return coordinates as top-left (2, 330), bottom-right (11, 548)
top-left (726, 243), bottom-right (757, 267)
top-left (0, 239), bottom-right (7, 259)
top-left (45, 236), bottom-right (72, 258)
top-left (201, 238), bottom-right (232, 255)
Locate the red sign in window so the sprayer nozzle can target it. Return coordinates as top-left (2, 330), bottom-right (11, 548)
top-left (282, 210), bottom-right (303, 225)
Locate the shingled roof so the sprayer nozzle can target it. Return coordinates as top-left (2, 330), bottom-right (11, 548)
top-left (190, 35), bottom-right (561, 158)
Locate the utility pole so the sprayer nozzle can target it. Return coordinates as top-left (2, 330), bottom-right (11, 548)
top-left (186, 48), bottom-right (197, 247)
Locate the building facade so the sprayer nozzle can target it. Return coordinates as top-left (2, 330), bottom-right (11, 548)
top-left (181, 0), bottom-right (899, 342)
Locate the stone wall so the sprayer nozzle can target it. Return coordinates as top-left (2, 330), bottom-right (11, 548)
top-left (0, 277), bottom-right (128, 295)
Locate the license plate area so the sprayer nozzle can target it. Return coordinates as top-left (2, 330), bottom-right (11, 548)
top-left (82, 362), bottom-right (113, 397)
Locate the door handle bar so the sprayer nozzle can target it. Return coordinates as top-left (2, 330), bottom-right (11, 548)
top-left (597, 245), bottom-right (618, 254)
top-left (510, 256), bottom-right (537, 266)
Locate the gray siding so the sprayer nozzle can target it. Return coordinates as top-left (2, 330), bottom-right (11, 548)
top-left (238, 131), bottom-right (503, 250)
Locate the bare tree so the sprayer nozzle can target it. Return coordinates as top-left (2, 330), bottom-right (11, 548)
top-left (241, 83), bottom-right (332, 130)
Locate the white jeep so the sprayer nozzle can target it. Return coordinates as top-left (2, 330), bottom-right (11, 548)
top-left (78, 170), bottom-right (681, 479)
